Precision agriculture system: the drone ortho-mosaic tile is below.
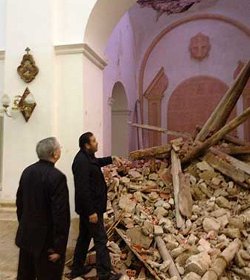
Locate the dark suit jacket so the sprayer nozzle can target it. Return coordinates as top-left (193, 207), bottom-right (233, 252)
top-left (15, 160), bottom-right (70, 257)
top-left (72, 149), bottom-right (112, 216)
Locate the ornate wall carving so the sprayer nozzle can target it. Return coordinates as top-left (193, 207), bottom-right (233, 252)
top-left (189, 32), bottom-right (211, 60)
top-left (144, 67), bottom-right (168, 146)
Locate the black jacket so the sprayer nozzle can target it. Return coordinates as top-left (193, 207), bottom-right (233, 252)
top-left (15, 160), bottom-right (70, 257)
top-left (72, 149), bottom-right (112, 216)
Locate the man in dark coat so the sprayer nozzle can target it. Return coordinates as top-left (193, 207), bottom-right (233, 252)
top-left (15, 137), bottom-right (70, 280)
top-left (69, 132), bottom-right (122, 280)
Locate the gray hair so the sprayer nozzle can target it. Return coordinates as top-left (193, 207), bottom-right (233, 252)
top-left (36, 137), bottom-right (60, 160)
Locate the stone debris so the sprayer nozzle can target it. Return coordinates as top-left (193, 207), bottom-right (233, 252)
top-left (99, 150), bottom-right (250, 279)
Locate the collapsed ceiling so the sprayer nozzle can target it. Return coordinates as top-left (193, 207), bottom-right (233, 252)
top-left (137, 0), bottom-right (202, 18)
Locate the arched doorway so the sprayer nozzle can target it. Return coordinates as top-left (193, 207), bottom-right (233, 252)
top-left (167, 76), bottom-right (236, 137)
top-left (111, 82), bottom-right (129, 157)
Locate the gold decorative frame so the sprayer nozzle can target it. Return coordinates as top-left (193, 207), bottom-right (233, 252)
top-left (14, 87), bottom-right (36, 122)
top-left (17, 47), bottom-right (39, 83)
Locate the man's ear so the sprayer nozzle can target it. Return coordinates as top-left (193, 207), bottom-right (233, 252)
top-left (85, 143), bottom-right (90, 150)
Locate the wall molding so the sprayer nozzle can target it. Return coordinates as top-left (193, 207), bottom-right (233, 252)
top-left (54, 43), bottom-right (107, 70)
top-left (0, 50), bottom-right (5, 60)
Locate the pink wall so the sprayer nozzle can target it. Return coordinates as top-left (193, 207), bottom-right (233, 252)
top-left (104, 0), bottom-right (250, 150)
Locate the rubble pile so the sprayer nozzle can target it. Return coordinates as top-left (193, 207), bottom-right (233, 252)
top-left (103, 147), bottom-right (250, 280)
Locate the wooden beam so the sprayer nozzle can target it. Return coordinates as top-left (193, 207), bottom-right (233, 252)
top-left (182, 107), bottom-right (250, 165)
top-left (219, 145), bottom-right (250, 155)
top-left (204, 148), bottom-right (250, 188)
top-left (129, 122), bottom-right (191, 138)
top-left (155, 236), bottom-right (181, 280)
top-left (195, 61), bottom-right (250, 142)
top-left (171, 150), bottom-right (185, 228)
top-left (129, 144), bottom-right (171, 160)
top-left (202, 239), bottom-right (241, 280)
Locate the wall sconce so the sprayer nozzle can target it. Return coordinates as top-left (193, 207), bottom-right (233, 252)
top-left (0, 87), bottom-right (36, 122)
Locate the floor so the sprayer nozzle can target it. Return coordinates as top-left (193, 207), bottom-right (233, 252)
top-left (0, 207), bottom-right (93, 280)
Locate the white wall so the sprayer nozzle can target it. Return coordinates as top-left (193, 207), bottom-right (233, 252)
top-left (0, 0), bottom-right (6, 50)
top-left (54, 0), bottom-right (97, 44)
top-left (1, 0), bottom-right (57, 200)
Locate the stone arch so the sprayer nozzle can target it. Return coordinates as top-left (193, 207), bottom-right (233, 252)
top-left (111, 82), bottom-right (129, 156)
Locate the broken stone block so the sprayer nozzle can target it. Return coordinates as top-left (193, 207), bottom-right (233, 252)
top-left (128, 170), bottom-right (143, 181)
top-left (126, 227), bottom-right (153, 249)
top-left (176, 263), bottom-right (185, 275)
top-left (169, 198), bottom-right (174, 205)
top-left (188, 234), bottom-right (198, 245)
top-left (211, 177), bottom-right (221, 186)
top-left (155, 200), bottom-right (165, 207)
top-left (235, 251), bottom-right (246, 268)
top-left (123, 218), bottom-right (134, 229)
top-left (196, 161), bottom-right (214, 172)
top-left (133, 191), bottom-right (143, 203)
top-left (240, 249), bottom-right (250, 261)
top-left (199, 170), bottom-right (217, 181)
top-left (159, 260), bottom-right (171, 272)
top-left (141, 221), bottom-right (154, 236)
top-left (154, 207), bottom-right (168, 219)
top-left (210, 208), bottom-right (229, 218)
top-left (192, 205), bottom-right (201, 215)
top-left (148, 173), bottom-right (158, 181)
top-left (222, 227), bottom-right (241, 239)
top-left (120, 177), bottom-right (131, 184)
top-left (146, 180), bottom-right (158, 188)
top-left (217, 214), bottom-right (229, 229)
top-left (203, 217), bottom-right (220, 233)
top-left (199, 182), bottom-right (212, 197)
top-left (198, 238), bottom-right (211, 253)
top-left (119, 195), bottom-right (136, 214)
top-left (171, 246), bottom-right (186, 259)
top-left (216, 196), bottom-right (231, 209)
top-left (183, 272), bottom-right (201, 280)
top-left (229, 216), bottom-right (245, 230)
top-left (162, 202), bottom-right (171, 210)
top-left (148, 192), bottom-right (159, 202)
top-left (185, 252), bottom-right (211, 276)
top-left (164, 234), bottom-right (179, 250)
top-left (154, 225), bottom-right (164, 236)
top-left (189, 174), bottom-right (197, 185)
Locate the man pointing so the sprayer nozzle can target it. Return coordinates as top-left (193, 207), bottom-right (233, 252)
top-left (69, 132), bottom-right (122, 280)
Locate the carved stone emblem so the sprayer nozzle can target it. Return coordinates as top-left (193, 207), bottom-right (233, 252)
top-left (17, 47), bottom-right (39, 83)
top-left (189, 33), bottom-right (211, 61)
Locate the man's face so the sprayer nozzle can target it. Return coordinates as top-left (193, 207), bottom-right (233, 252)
top-left (53, 145), bottom-right (61, 162)
top-left (86, 135), bottom-right (98, 153)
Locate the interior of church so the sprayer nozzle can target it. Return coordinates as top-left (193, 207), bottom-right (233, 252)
top-left (0, 0), bottom-right (250, 279)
